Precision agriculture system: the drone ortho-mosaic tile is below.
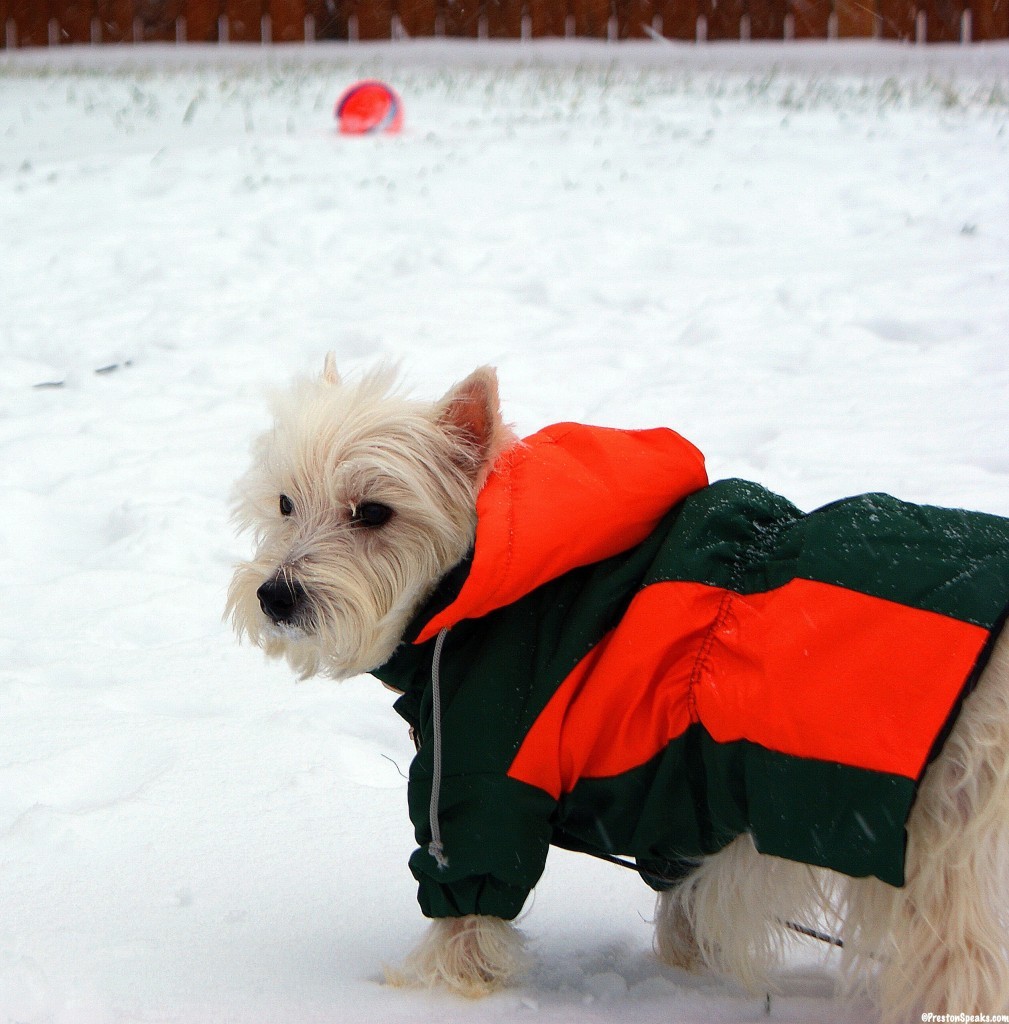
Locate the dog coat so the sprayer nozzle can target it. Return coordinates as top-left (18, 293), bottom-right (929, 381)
top-left (373, 423), bottom-right (1009, 922)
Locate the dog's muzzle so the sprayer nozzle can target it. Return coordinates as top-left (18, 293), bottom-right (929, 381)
top-left (257, 575), bottom-right (306, 626)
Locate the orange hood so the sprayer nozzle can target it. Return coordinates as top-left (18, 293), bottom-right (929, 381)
top-left (415, 422), bottom-right (708, 644)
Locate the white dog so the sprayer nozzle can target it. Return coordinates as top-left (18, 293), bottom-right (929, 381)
top-left (228, 359), bottom-right (1009, 1020)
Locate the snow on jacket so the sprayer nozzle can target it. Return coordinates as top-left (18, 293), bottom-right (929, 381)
top-left (373, 422), bottom-right (1009, 921)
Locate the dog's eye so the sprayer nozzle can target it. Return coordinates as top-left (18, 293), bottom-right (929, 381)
top-left (352, 502), bottom-right (393, 528)
top-left (279, 495), bottom-right (294, 517)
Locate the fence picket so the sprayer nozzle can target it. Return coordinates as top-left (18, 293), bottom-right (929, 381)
top-left (269, 0), bottom-right (304, 40)
top-left (789, 0), bottom-right (832, 37)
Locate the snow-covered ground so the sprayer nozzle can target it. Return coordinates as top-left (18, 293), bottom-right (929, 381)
top-left (2, 38), bottom-right (1008, 1024)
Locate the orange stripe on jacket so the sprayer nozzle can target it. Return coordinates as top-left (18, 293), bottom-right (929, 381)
top-left (508, 579), bottom-right (988, 800)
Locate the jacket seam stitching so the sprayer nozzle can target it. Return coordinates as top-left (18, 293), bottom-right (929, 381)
top-left (688, 508), bottom-right (777, 720)
top-left (688, 589), bottom-right (735, 721)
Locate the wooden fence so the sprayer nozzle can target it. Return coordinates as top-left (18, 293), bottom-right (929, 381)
top-left (2, 0), bottom-right (1007, 48)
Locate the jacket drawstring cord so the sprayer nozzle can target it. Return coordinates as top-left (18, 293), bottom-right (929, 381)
top-left (428, 627), bottom-right (450, 870)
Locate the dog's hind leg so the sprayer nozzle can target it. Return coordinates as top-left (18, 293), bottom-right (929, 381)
top-left (654, 887), bottom-right (704, 973)
top-left (841, 628), bottom-right (1009, 1022)
top-left (654, 834), bottom-right (838, 993)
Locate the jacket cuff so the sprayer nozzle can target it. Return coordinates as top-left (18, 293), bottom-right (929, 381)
top-left (410, 859), bottom-right (530, 920)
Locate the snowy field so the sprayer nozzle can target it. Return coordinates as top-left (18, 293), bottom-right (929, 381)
top-left (2, 37), bottom-right (1009, 1024)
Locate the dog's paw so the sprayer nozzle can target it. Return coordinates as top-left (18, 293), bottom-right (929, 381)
top-left (653, 892), bottom-right (705, 974)
top-left (385, 915), bottom-right (529, 998)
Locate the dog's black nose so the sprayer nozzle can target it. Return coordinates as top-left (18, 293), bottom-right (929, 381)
top-left (257, 576), bottom-right (304, 624)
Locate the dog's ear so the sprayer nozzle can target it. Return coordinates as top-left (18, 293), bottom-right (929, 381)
top-left (322, 353), bottom-right (341, 386)
top-left (437, 367), bottom-right (506, 483)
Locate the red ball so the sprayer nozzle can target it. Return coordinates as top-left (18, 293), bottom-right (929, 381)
top-left (334, 80), bottom-right (403, 135)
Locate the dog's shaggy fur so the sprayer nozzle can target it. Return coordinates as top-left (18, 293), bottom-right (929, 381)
top-left (229, 360), bottom-right (1009, 1020)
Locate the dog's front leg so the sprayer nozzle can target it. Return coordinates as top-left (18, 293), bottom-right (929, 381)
top-left (385, 915), bottom-right (529, 998)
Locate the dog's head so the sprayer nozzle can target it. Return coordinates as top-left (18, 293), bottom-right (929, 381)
top-left (227, 358), bottom-right (509, 679)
